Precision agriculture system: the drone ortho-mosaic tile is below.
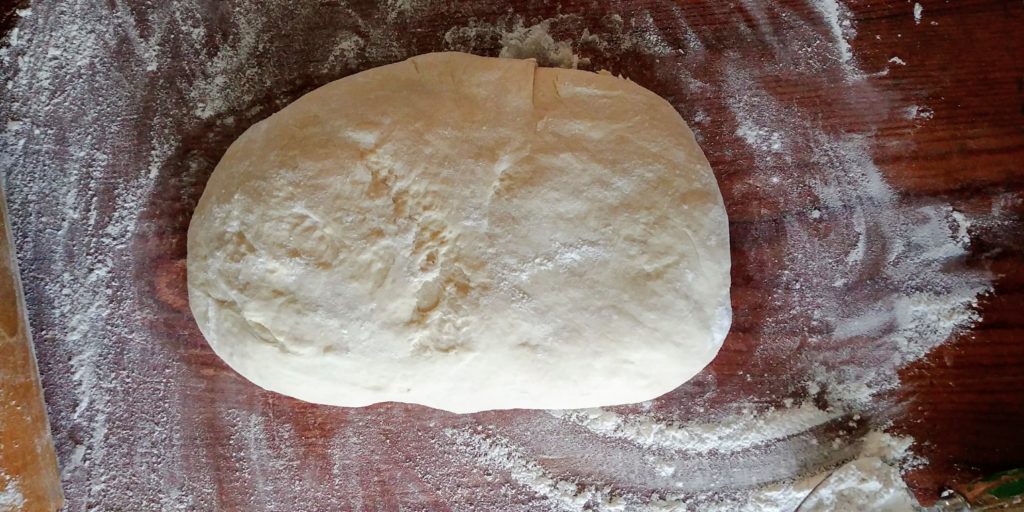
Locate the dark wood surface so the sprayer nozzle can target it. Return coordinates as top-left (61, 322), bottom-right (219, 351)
top-left (1, 0), bottom-right (1022, 509)
top-left (753, 0), bottom-right (1024, 499)
top-left (856, 0), bottom-right (1024, 499)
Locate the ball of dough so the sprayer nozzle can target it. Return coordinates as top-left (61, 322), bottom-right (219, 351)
top-left (187, 52), bottom-right (731, 413)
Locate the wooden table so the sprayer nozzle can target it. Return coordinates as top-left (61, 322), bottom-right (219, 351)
top-left (1, 0), bottom-right (1021, 509)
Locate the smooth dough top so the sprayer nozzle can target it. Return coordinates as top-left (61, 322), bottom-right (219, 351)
top-left (187, 52), bottom-right (731, 413)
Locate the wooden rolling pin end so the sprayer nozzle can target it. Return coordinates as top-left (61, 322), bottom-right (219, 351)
top-left (0, 187), bottom-right (63, 511)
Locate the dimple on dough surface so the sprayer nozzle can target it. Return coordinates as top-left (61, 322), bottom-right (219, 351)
top-left (187, 52), bottom-right (731, 413)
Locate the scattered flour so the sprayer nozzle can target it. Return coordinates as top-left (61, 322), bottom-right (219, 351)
top-left (445, 428), bottom-right (628, 512)
top-left (906, 104), bottom-right (935, 120)
top-left (445, 426), bottom-right (917, 512)
top-left (0, 1), bottom-right (1004, 510)
top-left (0, 3), bottom-right (190, 508)
top-left (735, 121), bottom-right (785, 154)
top-left (723, 61), bottom-right (989, 408)
top-left (913, 3), bottom-right (924, 25)
top-left (798, 459), bottom-right (915, 511)
top-left (550, 402), bottom-right (839, 454)
top-left (0, 478), bottom-right (25, 510)
top-left (811, 0), bottom-right (857, 72)
top-left (794, 431), bottom-right (917, 510)
top-left (189, 2), bottom-right (267, 120)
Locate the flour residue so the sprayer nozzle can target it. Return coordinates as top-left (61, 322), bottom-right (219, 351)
top-left (445, 425), bottom-right (916, 511)
top-left (497, 20), bottom-right (582, 69)
top-left (811, 0), bottom-right (857, 71)
top-left (735, 120), bottom-right (785, 154)
top-left (446, 427), bottom-right (626, 511)
top-left (0, 478), bottom-right (25, 510)
top-left (190, 0), bottom-right (410, 121)
top-left (721, 52), bottom-right (990, 406)
top-left (799, 457), bottom-right (915, 511)
top-left (0, 0), bottom-right (1007, 510)
top-left (444, 12), bottom-right (676, 71)
top-left (906, 104), bottom-right (934, 120)
top-left (550, 402), bottom-right (839, 454)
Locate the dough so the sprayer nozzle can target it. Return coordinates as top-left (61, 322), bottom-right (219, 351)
top-left (187, 52), bottom-right (731, 413)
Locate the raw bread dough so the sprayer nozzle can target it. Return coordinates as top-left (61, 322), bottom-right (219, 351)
top-left (187, 52), bottom-right (731, 413)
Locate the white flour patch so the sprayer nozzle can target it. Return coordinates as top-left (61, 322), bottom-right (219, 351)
top-left (811, 0), bottom-right (857, 73)
top-left (799, 457), bottom-right (916, 511)
top-left (190, 0), bottom-right (410, 121)
top-left (0, 2), bottom-right (160, 499)
top-left (845, 208), bottom-right (868, 265)
top-left (1, 2), bottom-right (214, 509)
top-left (733, 430), bottom-right (919, 510)
top-left (386, 0), bottom-right (415, 15)
top-left (220, 409), bottom-right (325, 509)
top-left (444, 426), bottom-right (917, 512)
top-left (724, 61), bottom-right (991, 407)
top-left (735, 120), bottom-right (785, 154)
top-left (628, 10), bottom-right (673, 57)
top-left (325, 32), bottom-right (368, 70)
top-left (550, 402), bottom-right (839, 454)
top-left (446, 428), bottom-right (626, 511)
top-left (913, 3), bottom-right (924, 25)
top-left (0, 478), bottom-right (25, 510)
top-left (906, 104), bottom-right (934, 120)
top-left (189, 1), bottom-right (268, 120)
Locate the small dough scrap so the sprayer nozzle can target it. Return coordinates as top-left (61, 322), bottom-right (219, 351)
top-left (187, 52), bottom-right (731, 413)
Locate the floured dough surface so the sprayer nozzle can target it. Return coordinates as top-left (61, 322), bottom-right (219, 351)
top-left (187, 52), bottom-right (731, 413)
